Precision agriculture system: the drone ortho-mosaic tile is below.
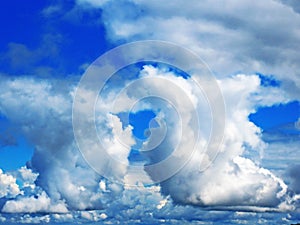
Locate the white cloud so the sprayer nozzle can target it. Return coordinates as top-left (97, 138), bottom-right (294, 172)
top-left (0, 215), bottom-right (6, 223)
top-left (0, 75), bottom-right (131, 211)
top-left (18, 214), bottom-right (51, 224)
top-left (0, 169), bottom-right (21, 198)
top-left (2, 191), bottom-right (68, 213)
top-left (17, 167), bottom-right (39, 189)
top-left (2, 60), bottom-right (296, 213)
top-left (52, 213), bottom-right (73, 222)
top-left (134, 68), bottom-right (290, 209)
top-left (80, 210), bottom-right (108, 221)
top-left (71, 0), bottom-right (300, 210)
top-left (79, 0), bottom-right (300, 100)
top-left (0, 63), bottom-right (297, 215)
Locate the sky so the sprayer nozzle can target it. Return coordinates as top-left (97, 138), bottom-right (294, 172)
top-left (0, 0), bottom-right (300, 224)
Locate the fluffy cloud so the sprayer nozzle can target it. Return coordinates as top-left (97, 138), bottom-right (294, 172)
top-left (129, 67), bottom-right (290, 209)
top-left (77, 0), bottom-right (300, 100)
top-left (17, 166), bottom-right (39, 189)
top-left (2, 191), bottom-right (68, 213)
top-left (0, 169), bottom-right (21, 198)
top-left (72, 0), bottom-right (300, 210)
top-left (0, 61), bottom-right (296, 213)
top-left (0, 75), bottom-right (131, 211)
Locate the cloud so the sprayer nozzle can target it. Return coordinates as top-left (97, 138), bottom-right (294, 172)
top-left (77, 0), bottom-right (300, 100)
top-left (288, 164), bottom-right (300, 194)
top-left (0, 166), bottom-right (69, 214)
top-left (0, 75), bottom-right (132, 211)
top-left (0, 60), bottom-right (297, 214)
top-left (77, 0), bottom-right (109, 8)
top-left (17, 167), bottom-right (39, 188)
top-left (128, 67), bottom-right (290, 209)
top-left (280, 0), bottom-right (300, 14)
top-left (71, 0), bottom-right (300, 210)
top-left (0, 169), bottom-right (21, 198)
top-left (15, 214), bottom-right (51, 224)
top-left (2, 191), bottom-right (68, 213)
top-left (72, 60), bottom-right (296, 209)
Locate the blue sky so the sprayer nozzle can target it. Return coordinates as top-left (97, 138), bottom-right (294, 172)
top-left (0, 0), bottom-right (300, 224)
top-left (0, 0), bottom-right (108, 77)
top-left (250, 101), bottom-right (300, 130)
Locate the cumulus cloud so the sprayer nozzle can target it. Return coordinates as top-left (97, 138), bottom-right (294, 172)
top-left (2, 191), bottom-right (68, 213)
top-left (0, 61), bottom-right (296, 214)
top-left (17, 167), bottom-right (39, 188)
top-left (71, 0), bottom-right (300, 211)
top-left (72, 61), bottom-right (297, 209)
top-left (126, 67), bottom-right (290, 209)
top-left (0, 75), bottom-right (132, 211)
top-left (0, 169), bottom-right (21, 198)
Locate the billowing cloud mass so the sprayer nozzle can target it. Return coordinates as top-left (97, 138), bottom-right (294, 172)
top-left (0, 76), bottom-right (130, 212)
top-left (79, 0), bottom-right (300, 99)
top-left (0, 63), bottom-right (298, 216)
top-left (0, 0), bottom-right (300, 224)
top-left (131, 67), bottom-right (292, 209)
top-left (72, 0), bottom-right (300, 209)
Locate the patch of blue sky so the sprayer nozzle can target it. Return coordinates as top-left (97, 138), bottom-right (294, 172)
top-left (0, 136), bottom-right (33, 172)
top-left (256, 73), bottom-right (281, 87)
top-left (129, 110), bottom-right (157, 140)
top-left (0, 115), bottom-right (34, 171)
top-left (0, 0), bottom-right (107, 77)
top-left (118, 110), bottom-right (157, 163)
top-left (0, 1), bottom-right (46, 50)
top-left (249, 100), bottom-right (300, 131)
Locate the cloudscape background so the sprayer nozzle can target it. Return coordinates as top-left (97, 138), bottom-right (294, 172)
top-left (0, 0), bottom-right (300, 224)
